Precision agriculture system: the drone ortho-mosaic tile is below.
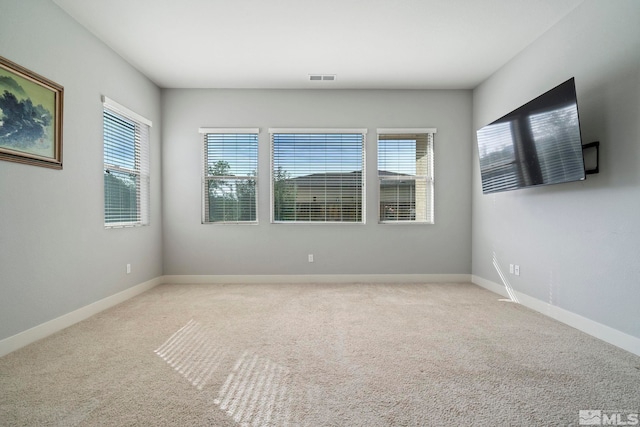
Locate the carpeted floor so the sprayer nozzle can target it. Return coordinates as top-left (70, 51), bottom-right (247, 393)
top-left (1, 282), bottom-right (639, 426)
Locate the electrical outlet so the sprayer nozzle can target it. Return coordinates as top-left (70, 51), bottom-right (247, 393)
top-left (514, 265), bottom-right (520, 276)
top-left (509, 264), bottom-right (514, 274)
top-left (126, 264), bottom-right (131, 274)
top-left (308, 254), bottom-right (314, 263)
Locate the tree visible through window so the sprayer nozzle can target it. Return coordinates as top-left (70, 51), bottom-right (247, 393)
top-left (103, 98), bottom-right (151, 227)
top-left (270, 129), bottom-right (366, 223)
top-left (201, 130), bottom-right (258, 223)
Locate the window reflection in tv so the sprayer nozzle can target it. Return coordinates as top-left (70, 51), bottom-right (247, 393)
top-left (477, 78), bottom-right (586, 194)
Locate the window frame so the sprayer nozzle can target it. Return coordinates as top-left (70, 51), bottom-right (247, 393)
top-left (199, 128), bottom-right (259, 225)
top-left (269, 128), bottom-right (367, 224)
top-left (103, 96), bottom-right (151, 228)
top-left (377, 128), bottom-right (436, 225)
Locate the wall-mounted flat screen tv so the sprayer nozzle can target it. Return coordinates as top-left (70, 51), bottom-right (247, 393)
top-left (476, 77), bottom-right (586, 194)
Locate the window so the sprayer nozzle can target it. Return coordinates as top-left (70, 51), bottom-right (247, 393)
top-left (476, 122), bottom-right (518, 193)
top-left (377, 128), bottom-right (436, 223)
top-left (200, 128), bottom-right (258, 223)
top-left (270, 129), bottom-right (366, 223)
top-left (103, 96), bottom-right (151, 227)
top-left (529, 105), bottom-right (584, 184)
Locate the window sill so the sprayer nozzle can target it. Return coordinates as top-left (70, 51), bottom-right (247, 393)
top-left (104, 222), bottom-right (147, 229)
top-left (378, 220), bottom-right (434, 225)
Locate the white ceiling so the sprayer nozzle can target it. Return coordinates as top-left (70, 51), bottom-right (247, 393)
top-left (52, 0), bottom-right (584, 89)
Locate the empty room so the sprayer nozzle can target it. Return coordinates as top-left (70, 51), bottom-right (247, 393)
top-left (1, 0), bottom-right (639, 425)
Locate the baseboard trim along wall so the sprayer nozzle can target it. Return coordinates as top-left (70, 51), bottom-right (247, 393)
top-left (161, 274), bottom-right (472, 284)
top-left (472, 275), bottom-right (640, 357)
top-left (0, 274), bottom-right (468, 357)
top-left (3, 274), bottom-right (638, 358)
top-left (0, 277), bottom-right (163, 358)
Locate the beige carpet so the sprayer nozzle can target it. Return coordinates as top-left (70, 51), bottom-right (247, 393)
top-left (1, 282), bottom-right (639, 426)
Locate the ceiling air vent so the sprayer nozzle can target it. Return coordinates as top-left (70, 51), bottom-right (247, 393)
top-left (309, 74), bottom-right (336, 81)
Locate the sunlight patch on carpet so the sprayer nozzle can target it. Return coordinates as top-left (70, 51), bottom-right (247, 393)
top-left (214, 350), bottom-right (293, 426)
top-left (154, 319), bottom-right (227, 390)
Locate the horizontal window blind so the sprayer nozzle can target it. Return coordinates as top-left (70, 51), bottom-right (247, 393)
top-left (529, 105), bottom-right (584, 183)
top-left (476, 121), bottom-right (519, 193)
top-left (270, 130), bottom-right (366, 223)
top-left (202, 131), bottom-right (258, 223)
top-left (377, 129), bottom-right (435, 223)
top-left (103, 105), bottom-right (150, 227)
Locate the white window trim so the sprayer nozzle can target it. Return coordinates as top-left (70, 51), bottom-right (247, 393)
top-left (200, 128), bottom-right (260, 225)
top-left (377, 128), bottom-right (436, 135)
top-left (269, 128), bottom-right (368, 135)
top-left (199, 127), bottom-right (259, 134)
top-left (377, 128), bottom-right (436, 225)
top-left (103, 96), bottom-right (152, 228)
top-left (269, 128), bottom-right (367, 224)
top-left (102, 96), bottom-right (152, 128)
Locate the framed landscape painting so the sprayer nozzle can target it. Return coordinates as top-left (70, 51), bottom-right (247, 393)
top-left (0, 55), bottom-right (63, 169)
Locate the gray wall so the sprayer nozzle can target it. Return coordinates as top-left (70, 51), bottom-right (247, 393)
top-left (472, 0), bottom-right (640, 339)
top-left (162, 89), bottom-right (472, 275)
top-left (0, 0), bottom-right (162, 340)
top-left (10, 0), bottom-right (635, 350)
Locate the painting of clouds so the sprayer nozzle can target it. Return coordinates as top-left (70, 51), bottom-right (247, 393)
top-left (0, 67), bottom-right (57, 160)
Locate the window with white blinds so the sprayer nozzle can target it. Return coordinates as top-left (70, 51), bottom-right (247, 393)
top-left (476, 121), bottom-right (519, 193)
top-left (377, 129), bottom-right (435, 224)
top-left (529, 104), bottom-right (584, 184)
top-left (103, 97), bottom-right (151, 227)
top-left (200, 129), bottom-right (258, 224)
top-left (270, 129), bottom-right (366, 223)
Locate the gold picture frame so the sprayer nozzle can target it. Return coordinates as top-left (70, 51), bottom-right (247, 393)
top-left (0, 55), bottom-right (63, 169)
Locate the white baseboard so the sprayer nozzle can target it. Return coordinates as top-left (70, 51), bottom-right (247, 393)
top-left (0, 277), bottom-right (163, 358)
top-left (472, 275), bottom-right (640, 357)
top-left (0, 274), bottom-right (467, 358)
top-left (9, 274), bottom-right (635, 360)
top-left (161, 273), bottom-right (472, 284)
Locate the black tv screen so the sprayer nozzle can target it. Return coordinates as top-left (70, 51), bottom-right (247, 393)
top-left (476, 77), bottom-right (586, 194)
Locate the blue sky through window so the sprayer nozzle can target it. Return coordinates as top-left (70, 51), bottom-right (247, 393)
top-left (272, 133), bottom-right (363, 178)
top-left (378, 138), bottom-right (417, 176)
top-left (206, 133), bottom-right (258, 176)
top-left (104, 110), bottom-right (136, 170)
